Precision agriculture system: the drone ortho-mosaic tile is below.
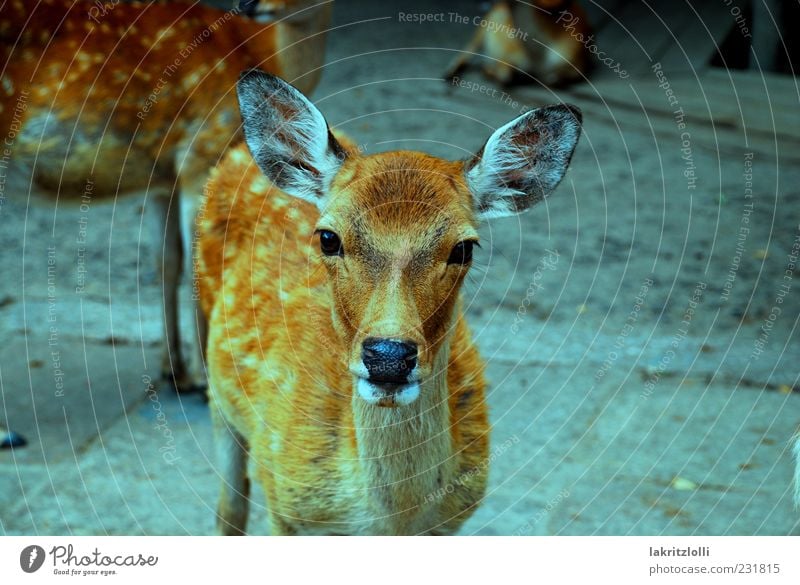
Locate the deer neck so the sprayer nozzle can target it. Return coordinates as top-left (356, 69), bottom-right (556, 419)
top-left (351, 339), bottom-right (454, 533)
top-left (241, 4), bottom-right (333, 95)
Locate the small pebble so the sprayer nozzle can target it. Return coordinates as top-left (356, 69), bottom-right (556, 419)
top-left (670, 476), bottom-right (697, 491)
top-left (0, 430), bottom-right (27, 449)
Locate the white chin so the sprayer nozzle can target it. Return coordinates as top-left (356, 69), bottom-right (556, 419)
top-left (356, 378), bottom-right (420, 407)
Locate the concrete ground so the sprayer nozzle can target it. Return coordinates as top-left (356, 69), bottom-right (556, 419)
top-left (1, 0), bottom-right (798, 535)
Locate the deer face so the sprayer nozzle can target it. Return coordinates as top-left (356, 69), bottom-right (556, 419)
top-left (237, 70), bottom-right (581, 407)
top-left (316, 153), bottom-right (478, 405)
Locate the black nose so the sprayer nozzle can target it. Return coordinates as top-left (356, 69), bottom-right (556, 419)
top-left (361, 338), bottom-right (417, 384)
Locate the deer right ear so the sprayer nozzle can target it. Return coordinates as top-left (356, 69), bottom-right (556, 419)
top-left (465, 104), bottom-right (582, 219)
top-left (236, 70), bottom-right (346, 208)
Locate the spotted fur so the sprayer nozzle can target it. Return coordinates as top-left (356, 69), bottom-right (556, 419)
top-left (199, 73), bottom-right (581, 535)
top-left (0, 0), bottom-right (333, 391)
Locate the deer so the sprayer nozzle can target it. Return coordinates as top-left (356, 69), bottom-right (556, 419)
top-left (0, 0), bottom-right (333, 393)
top-left (444, 0), bottom-right (592, 87)
top-left (196, 70), bottom-right (582, 535)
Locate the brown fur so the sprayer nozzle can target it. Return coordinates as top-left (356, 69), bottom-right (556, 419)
top-left (200, 69), bottom-right (581, 535)
top-left (1, 0), bottom-right (332, 195)
top-left (0, 0), bottom-right (333, 390)
top-left (445, 0), bottom-right (592, 87)
top-left (198, 143), bottom-right (490, 535)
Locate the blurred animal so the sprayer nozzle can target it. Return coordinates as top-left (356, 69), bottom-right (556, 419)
top-left (444, 0), bottom-right (592, 87)
top-left (0, 0), bottom-right (334, 392)
top-left (794, 437), bottom-right (800, 508)
top-left (198, 71), bottom-right (582, 534)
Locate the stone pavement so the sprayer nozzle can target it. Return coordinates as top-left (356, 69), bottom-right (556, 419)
top-left (1, 0), bottom-right (798, 535)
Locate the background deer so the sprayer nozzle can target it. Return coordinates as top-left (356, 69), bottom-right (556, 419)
top-left (0, 0), bottom-right (333, 392)
top-left (197, 71), bottom-right (581, 535)
top-left (444, 0), bottom-right (592, 87)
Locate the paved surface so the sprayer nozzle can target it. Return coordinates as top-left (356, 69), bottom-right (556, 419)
top-left (1, 0), bottom-right (798, 535)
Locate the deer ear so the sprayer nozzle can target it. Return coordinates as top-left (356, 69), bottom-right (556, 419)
top-left (237, 69), bottom-right (346, 208)
top-left (465, 105), bottom-right (582, 219)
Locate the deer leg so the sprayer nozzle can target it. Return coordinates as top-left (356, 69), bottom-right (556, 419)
top-left (181, 192), bottom-right (208, 393)
top-left (192, 306), bottom-right (208, 393)
top-left (212, 400), bottom-right (250, 535)
top-left (443, 26), bottom-right (486, 82)
top-left (153, 190), bottom-right (191, 392)
top-left (483, 60), bottom-right (515, 86)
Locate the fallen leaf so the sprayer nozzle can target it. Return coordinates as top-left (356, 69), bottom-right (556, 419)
top-left (671, 477), bottom-right (697, 491)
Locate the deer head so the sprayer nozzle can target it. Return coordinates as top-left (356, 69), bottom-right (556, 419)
top-left (237, 70), bottom-right (581, 407)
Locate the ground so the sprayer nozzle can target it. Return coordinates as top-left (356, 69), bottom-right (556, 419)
top-left (0, 0), bottom-right (798, 535)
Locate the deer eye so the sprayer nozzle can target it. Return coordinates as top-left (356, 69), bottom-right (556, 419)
top-left (447, 240), bottom-right (474, 265)
top-left (318, 230), bottom-right (344, 257)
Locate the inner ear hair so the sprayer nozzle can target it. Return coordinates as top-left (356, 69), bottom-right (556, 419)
top-left (466, 104), bottom-right (582, 219)
top-left (236, 69), bottom-right (346, 205)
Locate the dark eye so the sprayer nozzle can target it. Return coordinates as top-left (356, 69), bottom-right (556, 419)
top-left (447, 241), bottom-right (474, 265)
top-left (318, 230), bottom-right (344, 257)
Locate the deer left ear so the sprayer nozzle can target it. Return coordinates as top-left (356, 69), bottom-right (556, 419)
top-left (236, 69), bottom-right (346, 208)
top-left (465, 105), bottom-right (582, 219)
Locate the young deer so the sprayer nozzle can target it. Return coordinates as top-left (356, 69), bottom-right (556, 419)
top-left (444, 0), bottom-right (592, 87)
top-left (197, 71), bottom-right (581, 535)
top-left (0, 0), bottom-right (333, 392)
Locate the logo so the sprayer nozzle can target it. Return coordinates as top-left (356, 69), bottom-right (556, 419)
top-left (20, 545), bottom-right (46, 573)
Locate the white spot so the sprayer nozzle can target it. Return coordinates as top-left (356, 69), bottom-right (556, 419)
top-left (270, 431), bottom-right (282, 453)
top-left (230, 148), bottom-right (247, 164)
top-left (251, 175), bottom-right (269, 192)
top-left (356, 379), bottom-right (420, 407)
